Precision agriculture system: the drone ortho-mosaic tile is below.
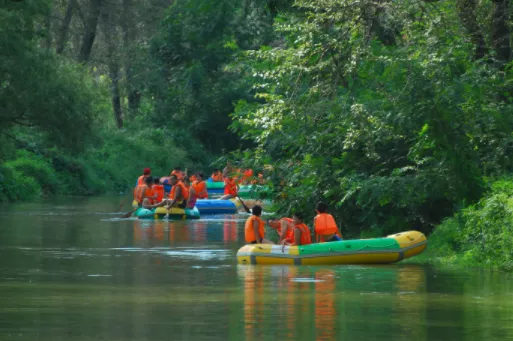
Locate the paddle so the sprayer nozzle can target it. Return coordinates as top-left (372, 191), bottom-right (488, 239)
top-left (116, 194), bottom-right (131, 212)
top-left (121, 207), bottom-right (137, 219)
top-left (165, 202), bottom-right (170, 219)
top-left (237, 194), bottom-right (251, 213)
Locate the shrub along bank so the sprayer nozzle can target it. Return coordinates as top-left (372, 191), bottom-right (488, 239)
top-left (407, 178), bottom-right (513, 271)
top-left (0, 126), bottom-right (211, 202)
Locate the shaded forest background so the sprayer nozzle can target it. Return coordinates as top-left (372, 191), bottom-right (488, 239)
top-left (2, 0), bottom-right (513, 268)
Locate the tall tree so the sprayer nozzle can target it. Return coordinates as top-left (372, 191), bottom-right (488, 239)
top-left (490, 0), bottom-right (511, 64)
top-left (0, 0), bottom-right (100, 150)
top-left (56, 0), bottom-right (77, 54)
top-left (78, 0), bottom-right (102, 63)
top-left (122, 0), bottom-right (140, 116)
top-left (100, 7), bottom-right (123, 128)
top-left (456, 0), bottom-right (488, 60)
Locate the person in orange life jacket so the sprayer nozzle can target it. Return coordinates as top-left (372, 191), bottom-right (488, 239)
top-left (134, 176), bottom-right (152, 205)
top-left (314, 202), bottom-right (342, 242)
top-left (244, 205), bottom-right (274, 244)
top-left (220, 175), bottom-right (238, 200)
top-left (152, 177), bottom-right (165, 203)
top-left (211, 169), bottom-right (223, 182)
top-left (222, 161), bottom-right (234, 179)
top-left (141, 196), bottom-right (164, 210)
top-left (192, 172), bottom-right (208, 199)
top-left (289, 212), bottom-right (312, 246)
top-left (184, 177), bottom-right (197, 209)
top-left (135, 177), bottom-right (160, 209)
top-left (170, 167), bottom-right (184, 181)
top-left (164, 174), bottom-right (189, 209)
top-left (137, 168), bottom-right (151, 186)
top-left (241, 168), bottom-right (253, 185)
top-left (267, 217), bottom-right (294, 244)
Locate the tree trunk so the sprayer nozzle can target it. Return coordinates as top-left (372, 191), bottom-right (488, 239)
top-left (44, 2), bottom-right (53, 49)
top-left (78, 0), bottom-right (102, 63)
top-left (122, 0), bottom-right (140, 116)
top-left (101, 7), bottom-right (123, 128)
top-left (56, 0), bottom-right (76, 54)
top-left (109, 63), bottom-right (123, 128)
top-left (456, 0), bottom-right (488, 60)
top-left (491, 0), bottom-right (511, 63)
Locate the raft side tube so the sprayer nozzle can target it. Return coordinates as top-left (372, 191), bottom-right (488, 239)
top-left (236, 230), bottom-right (427, 265)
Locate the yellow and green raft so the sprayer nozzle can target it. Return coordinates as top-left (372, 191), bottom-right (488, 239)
top-left (236, 230), bottom-right (427, 265)
top-left (133, 206), bottom-right (200, 220)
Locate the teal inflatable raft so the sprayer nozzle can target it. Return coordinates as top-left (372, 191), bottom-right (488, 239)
top-left (133, 206), bottom-right (200, 220)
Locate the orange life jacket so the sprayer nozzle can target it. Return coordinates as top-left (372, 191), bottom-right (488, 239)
top-left (242, 169), bottom-right (253, 183)
top-left (212, 172), bottom-right (223, 182)
top-left (294, 223), bottom-right (312, 245)
top-left (192, 181), bottom-right (208, 199)
top-left (152, 184), bottom-right (165, 203)
top-left (169, 181), bottom-right (189, 201)
top-left (137, 175), bottom-right (146, 186)
top-left (134, 185), bottom-right (153, 205)
top-left (171, 170), bottom-right (184, 181)
top-left (314, 213), bottom-right (340, 240)
top-left (245, 215), bottom-right (265, 243)
top-left (224, 177), bottom-right (238, 196)
top-left (269, 218), bottom-right (294, 240)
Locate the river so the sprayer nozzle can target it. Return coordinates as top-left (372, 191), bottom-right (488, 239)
top-left (0, 197), bottom-right (512, 341)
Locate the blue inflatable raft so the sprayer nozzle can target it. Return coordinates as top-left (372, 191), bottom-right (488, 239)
top-left (195, 199), bottom-right (238, 214)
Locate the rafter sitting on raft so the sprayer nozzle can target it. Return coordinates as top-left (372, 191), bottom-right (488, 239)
top-left (244, 205), bottom-right (274, 245)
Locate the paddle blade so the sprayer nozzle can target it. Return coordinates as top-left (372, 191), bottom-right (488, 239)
top-left (120, 209), bottom-right (135, 219)
top-left (237, 196), bottom-right (251, 213)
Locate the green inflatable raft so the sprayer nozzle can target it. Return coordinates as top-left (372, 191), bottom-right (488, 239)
top-left (206, 182), bottom-right (225, 189)
top-left (237, 231), bottom-right (428, 265)
top-left (133, 206), bottom-right (200, 220)
top-left (238, 184), bottom-right (271, 199)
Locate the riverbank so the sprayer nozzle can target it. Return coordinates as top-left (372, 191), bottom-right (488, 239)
top-left (405, 178), bottom-right (513, 271)
top-left (0, 125), bottom-right (212, 202)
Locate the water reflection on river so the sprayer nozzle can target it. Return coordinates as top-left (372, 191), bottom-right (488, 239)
top-left (0, 197), bottom-right (512, 341)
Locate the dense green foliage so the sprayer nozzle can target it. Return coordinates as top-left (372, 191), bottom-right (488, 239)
top-left (0, 1), bottom-right (100, 150)
top-left (230, 0), bottom-right (513, 237)
top-left (413, 178), bottom-right (513, 271)
top-left (0, 0), bottom-right (210, 201)
top-left (147, 0), bottom-right (277, 151)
